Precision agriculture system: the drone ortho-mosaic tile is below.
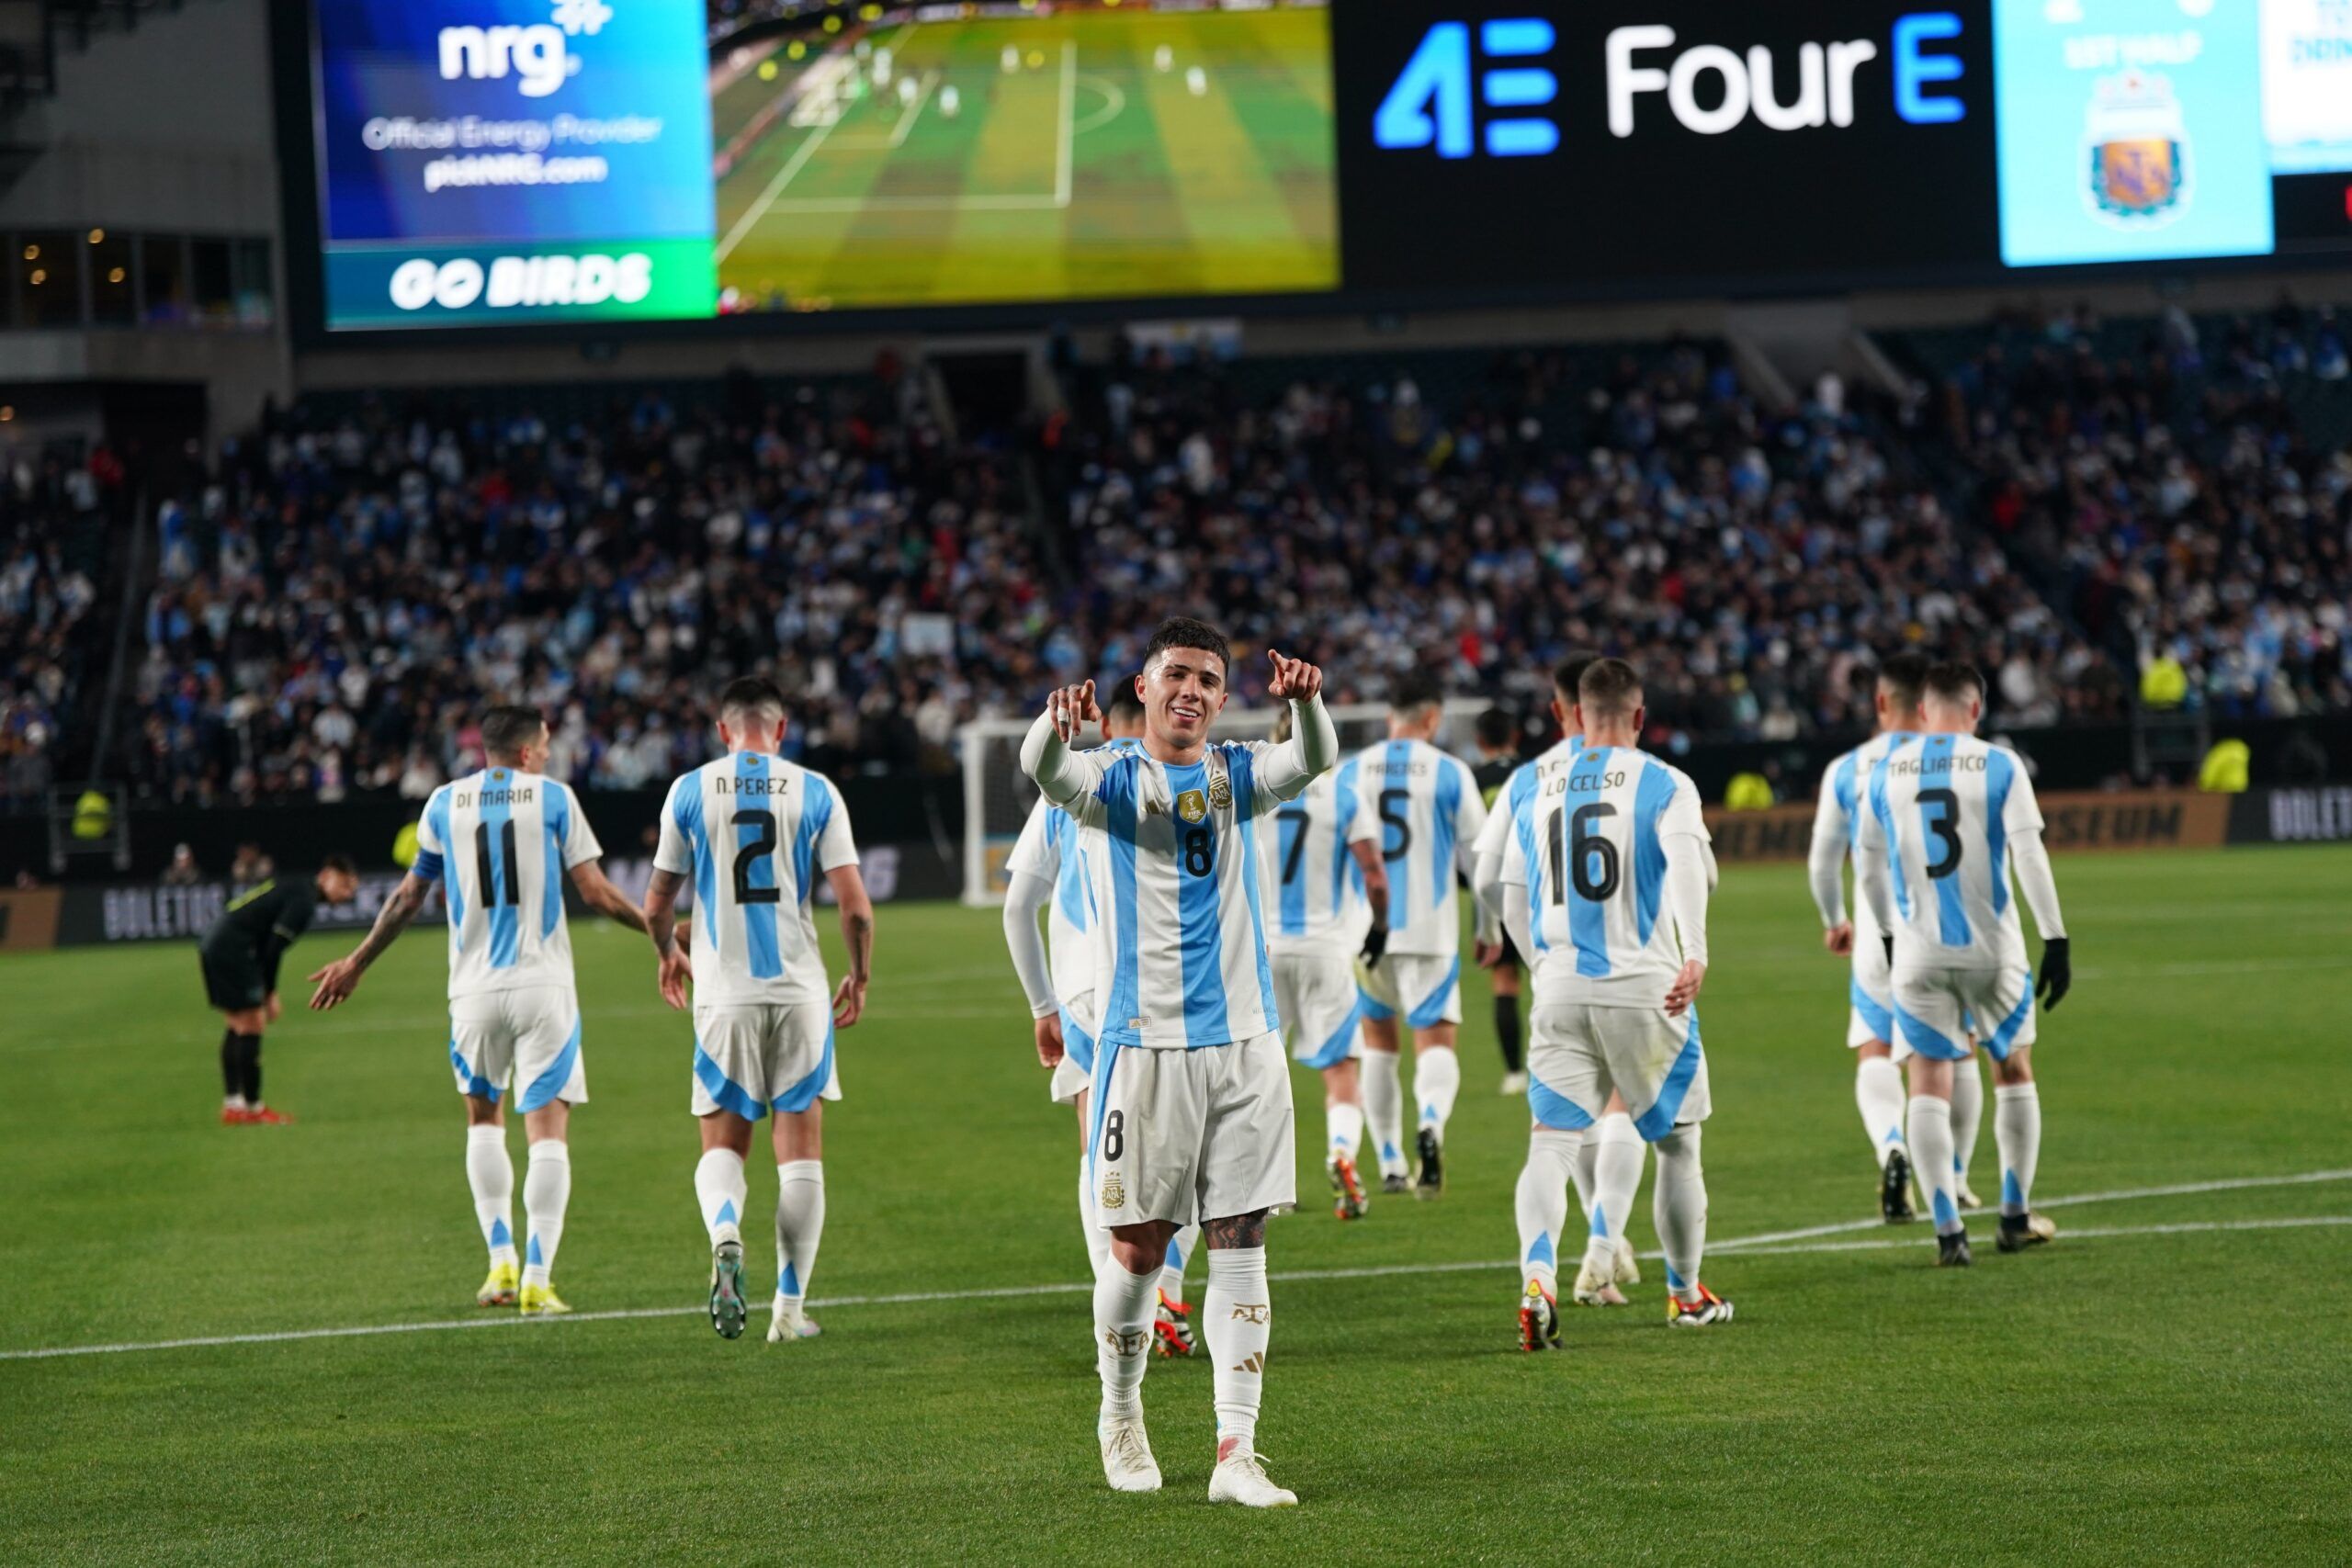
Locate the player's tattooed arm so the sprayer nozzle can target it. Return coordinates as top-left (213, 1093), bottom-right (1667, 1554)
top-left (305, 872), bottom-right (431, 1010)
top-left (828, 864), bottom-right (875, 1028)
top-left (569, 861), bottom-right (650, 933)
top-left (1204, 1210), bottom-right (1269, 1249)
top-left (643, 867), bottom-right (693, 1010)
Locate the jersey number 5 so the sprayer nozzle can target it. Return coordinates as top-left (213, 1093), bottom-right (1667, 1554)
top-left (732, 810), bottom-right (783, 904)
top-left (1547, 803), bottom-right (1620, 902)
top-left (1378, 787), bottom-right (1414, 862)
top-left (1919, 788), bottom-right (1963, 880)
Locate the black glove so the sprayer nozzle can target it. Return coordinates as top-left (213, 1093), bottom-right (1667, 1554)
top-left (2036, 937), bottom-right (2071, 1012)
top-left (1360, 922), bottom-right (1388, 966)
top-left (1883, 933), bottom-right (1895, 969)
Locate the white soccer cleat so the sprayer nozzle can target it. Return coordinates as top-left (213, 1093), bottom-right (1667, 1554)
top-left (1571, 1242), bottom-right (1628, 1307)
top-left (1498, 1070), bottom-right (1529, 1096)
top-left (767, 1296), bottom-right (822, 1343)
top-left (1956, 1181), bottom-right (1984, 1211)
top-left (1100, 1415), bottom-right (1162, 1494)
top-left (1613, 1235), bottom-right (1642, 1287)
top-left (1208, 1449), bottom-right (1297, 1508)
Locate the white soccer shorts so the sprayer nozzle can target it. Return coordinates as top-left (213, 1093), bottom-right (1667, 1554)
top-left (448, 985), bottom-right (585, 1111)
top-left (1087, 1032), bottom-right (1296, 1229)
top-left (1273, 953), bottom-right (1362, 1069)
top-left (1358, 951), bottom-right (1463, 1031)
top-left (1891, 964), bottom-right (2037, 1064)
top-left (1050, 991), bottom-right (1100, 1106)
top-left (1848, 929), bottom-right (1895, 1049)
top-left (1527, 1001), bottom-right (1710, 1143)
top-left (692, 1000), bottom-right (842, 1120)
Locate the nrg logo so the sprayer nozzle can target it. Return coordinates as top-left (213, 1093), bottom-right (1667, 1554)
top-left (1374, 12), bottom-right (1967, 159)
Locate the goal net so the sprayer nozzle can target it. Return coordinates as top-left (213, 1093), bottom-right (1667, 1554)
top-left (958, 700), bottom-right (1493, 906)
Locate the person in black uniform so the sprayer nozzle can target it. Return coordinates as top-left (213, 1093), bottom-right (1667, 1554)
top-left (201, 856), bottom-right (359, 1124)
top-left (1470, 707), bottom-right (1529, 1095)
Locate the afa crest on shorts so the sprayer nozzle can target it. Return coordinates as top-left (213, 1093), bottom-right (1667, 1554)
top-left (1177, 789), bottom-right (1209, 824)
top-left (1100, 1171), bottom-right (1126, 1210)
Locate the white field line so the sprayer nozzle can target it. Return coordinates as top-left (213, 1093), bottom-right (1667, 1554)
top-left (826, 69), bottom-right (939, 150)
top-left (716, 110), bottom-right (843, 261)
top-left (1054, 38), bottom-right (1076, 208)
top-left (4, 1171), bottom-right (2344, 1363)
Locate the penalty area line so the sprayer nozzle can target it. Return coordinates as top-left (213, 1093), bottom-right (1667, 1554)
top-left (3, 1171), bottom-right (2346, 1363)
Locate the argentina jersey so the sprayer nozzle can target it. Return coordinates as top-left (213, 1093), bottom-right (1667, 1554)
top-left (1261, 761), bottom-right (1378, 958)
top-left (654, 750), bottom-right (859, 1007)
top-left (1004, 737), bottom-right (1149, 1009)
top-left (1501, 745), bottom-right (1710, 1006)
top-left (1819, 732), bottom-right (1911, 934)
top-left (413, 767), bottom-right (601, 999)
top-left (1863, 733), bottom-right (2043, 971)
top-left (1067, 740), bottom-right (1300, 1051)
top-left (1354, 739), bottom-right (1487, 957)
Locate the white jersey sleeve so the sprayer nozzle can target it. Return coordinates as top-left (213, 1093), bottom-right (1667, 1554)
top-left (413, 768), bottom-right (582, 999)
top-left (657, 752), bottom-right (855, 1007)
top-left (1866, 734), bottom-right (2033, 970)
top-left (1359, 739), bottom-right (1482, 957)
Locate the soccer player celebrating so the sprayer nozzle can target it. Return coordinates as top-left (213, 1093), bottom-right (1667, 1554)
top-left (643, 677), bottom-right (875, 1343)
top-left (309, 706), bottom-right (646, 1314)
top-left (1470, 706), bottom-right (1529, 1097)
top-left (1003, 682), bottom-right (1204, 1355)
top-left (200, 854), bottom-right (358, 1124)
top-left (1258, 705), bottom-right (1389, 1220)
top-left (1021, 617), bottom-right (1333, 1507)
top-left (1477, 659), bottom-right (1730, 1343)
top-left (1351, 672), bottom-right (1493, 1198)
top-left (1855, 661), bottom-right (2070, 1267)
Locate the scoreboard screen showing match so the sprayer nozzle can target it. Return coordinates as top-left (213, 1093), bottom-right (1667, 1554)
top-left (281, 0), bottom-right (2352, 336)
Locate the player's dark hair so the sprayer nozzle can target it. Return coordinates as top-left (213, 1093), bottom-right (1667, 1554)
top-left (1923, 660), bottom-right (1985, 705)
top-left (1143, 617), bottom-right (1230, 680)
top-left (1578, 658), bottom-right (1644, 717)
top-left (1106, 679), bottom-right (1148, 723)
top-left (718, 675), bottom-right (788, 725)
top-left (1390, 671), bottom-right (1444, 716)
top-left (1877, 651), bottom-right (1932, 713)
top-left (319, 854), bottom-right (356, 879)
top-left (480, 705), bottom-right (546, 762)
top-left (1475, 707), bottom-right (1518, 750)
top-left (1553, 651), bottom-right (1601, 702)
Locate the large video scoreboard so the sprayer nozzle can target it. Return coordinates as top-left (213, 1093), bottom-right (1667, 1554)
top-left (277, 0), bottom-right (2352, 336)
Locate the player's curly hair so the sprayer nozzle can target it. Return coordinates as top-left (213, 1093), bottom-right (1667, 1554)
top-left (1143, 617), bottom-right (1231, 678)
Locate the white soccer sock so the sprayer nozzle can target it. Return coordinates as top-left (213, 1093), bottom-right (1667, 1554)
top-left (695, 1147), bottom-right (748, 1247)
top-left (1855, 1055), bottom-right (1908, 1169)
top-left (1907, 1095), bottom-right (1962, 1235)
top-left (1573, 1134), bottom-right (1600, 1219)
top-left (466, 1124), bottom-right (516, 1266)
top-left (1652, 1124), bottom-right (1709, 1303)
top-left (1414, 1044), bottom-right (1462, 1144)
top-left (521, 1139), bottom-right (570, 1288)
top-left (1362, 1048), bottom-right (1407, 1176)
top-left (1078, 1157), bottom-right (1111, 1280)
top-left (1994, 1082), bottom-right (2042, 1217)
top-left (1587, 1112), bottom-right (1644, 1269)
top-left (1160, 1221), bottom-right (1200, 1303)
top-left (1950, 1057), bottom-right (1985, 1193)
top-left (1093, 1257), bottom-right (1160, 1421)
top-left (1514, 1128), bottom-right (1579, 1294)
top-left (1204, 1247), bottom-right (1271, 1457)
top-left (1326, 1099), bottom-right (1365, 1168)
top-left (775, 1159), bottom-right (825, 1305)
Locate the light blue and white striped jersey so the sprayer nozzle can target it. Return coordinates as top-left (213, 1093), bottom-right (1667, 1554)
top-left (1351, 739), bottom-right (1487, 956)
top-left (654, 751), bottom-right (859, 1007)
top-left (1057, 739), bottom-right (1317, 1050)
top-left (1497, 744), bottom-right (1711, 1007)
top-left (1004, 738), bottom-right (1148, 1008)
top-left (1257, 761), bottom-right (1379, 959)
top-left (1860, 733), bottom-right (2043, 971)
top-left (1810, 731), bottom-right (1912, 942)
top-left (413, 768), bottom-right (602, 999)
top-left (1472, 735), bottom-right (1581, 868)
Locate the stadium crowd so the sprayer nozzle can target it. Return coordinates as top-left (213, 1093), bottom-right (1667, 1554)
top-left (96, 314), bottom-right (2352, 805)
top-left (0, 448), bottom-right (116, 810)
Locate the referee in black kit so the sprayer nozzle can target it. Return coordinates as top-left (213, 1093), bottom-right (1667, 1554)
top-left (200, 857), bottom-right (359, 1124)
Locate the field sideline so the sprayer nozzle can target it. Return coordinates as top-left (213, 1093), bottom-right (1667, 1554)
top-left (2, 849), bottom-right (2347, 1562)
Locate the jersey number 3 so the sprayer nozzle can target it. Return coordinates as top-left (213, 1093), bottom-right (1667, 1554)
top-left (1919, 788), bottom-right (1963, 880)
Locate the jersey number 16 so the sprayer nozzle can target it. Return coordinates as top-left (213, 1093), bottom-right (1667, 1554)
top-left (1546, 803), bottom-right (1620, 902)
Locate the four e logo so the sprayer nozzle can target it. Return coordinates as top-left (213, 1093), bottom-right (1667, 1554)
top-left (1374, 18), bottom-right (1561, 159)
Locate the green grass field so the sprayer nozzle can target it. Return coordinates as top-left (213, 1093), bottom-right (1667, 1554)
top-left (711, 7), bottom-right (1337, 310)
top-left (3, 847), bottom-right (2349, 1564)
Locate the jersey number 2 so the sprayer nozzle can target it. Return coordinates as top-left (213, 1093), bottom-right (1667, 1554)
top-left (1919, 789), bottom-right (1963, 880)
top-left (473, 821), bottom-right (518, 908)
top-left (732, 810), bottom-right (782, 904)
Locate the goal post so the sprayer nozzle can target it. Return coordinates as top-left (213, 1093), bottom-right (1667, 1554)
top-left (959, 699), bottom-right (1493, 906)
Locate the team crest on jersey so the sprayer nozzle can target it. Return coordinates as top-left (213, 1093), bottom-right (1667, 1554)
top-left (1206, 774), bottom-right (1232, 811)
top-left (1100, 1172), bottom-right (1126, 1209)
top-left (1176, 789), bottom-right (1208, 824)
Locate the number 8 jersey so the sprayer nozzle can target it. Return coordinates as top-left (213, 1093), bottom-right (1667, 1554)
top-left (655, 750), bottom-right (859, 1006)
top-left (1497, 744), bottom-right (1711, 1007)
top-left (1859, 732), bottom-right (2043, 971)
